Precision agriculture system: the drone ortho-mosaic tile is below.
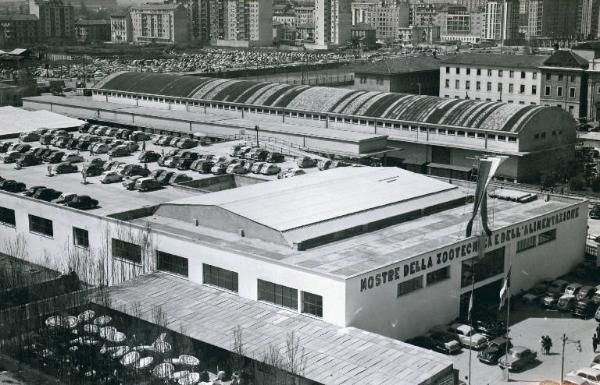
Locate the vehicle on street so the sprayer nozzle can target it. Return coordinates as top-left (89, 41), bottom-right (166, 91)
top-left (477, 336), bottom-right (512, 365)
top-left (65, 195), bottom-right (98, 210)
top-left (53, 162), bottom-right (78, 174)
top-left (150, 169), bottom-right (167, 180)
top-left (175, 138), bottom-right (197, 149)
top-left (152, 135), bottom-right (166, 145)
top-left (548, 280), bottom-right (569, 294)
top-left (592, 285), bottom-right (600, 305)
top-left (83, 165), bottom-right (103, 177)
top-left (44, 151), bottom-right (65, 164)
top-left (226, 163), bottom-right (247, 174)
top-left (108, 145), bottom-right (130, 157)
top-left (473, 318), bottom-right (505, 339)
top-left (168, 173), bottom-right (192, 185)
top-left (0, 142), bottom-right (13, 153)
top-left (572, 299), bottom-right (596, 319)
top-left (211, 162), bottom-right (228, 175)
top-left (16, 154), bottom-right (42, 167)
top-left (260, 164), bottom-right (281, 175)
top-left (121, 164), bottom-right (150, 178)
top-left (281, 168), bottom-right (307, 178)
top-left (1, 151), bottom-right (22, 163)
top-left (158, 135), bottom-right (174, 146)
top-left (251, 162), bottom-right (266, 174)
top-left (557, 294), bottom-right (577, 312)
top-left (190, 159), bottom-right (214, 173)
top-left (156, 171), bottom-right (175, 185)
top-left (448, 323), bottom-right (488, 350)
top-left (522, 282), bottom-right (550, 304)
top-left (40, 134), bottom-right (53, 145)
top-left (576, 286), bottom-right (596, 301)
top-left (91, 143), bottom-right (109, 154)
top-left (100, 172), bottom-right (123, 184)
top-left (176, 158), bottom-right (195, 170)
top-left (52, 192), bottom-right (77, 205)
top-left (0, 180), bottom-right (26, 193)
top-left (134, 177), bottom-right (161, 192)
top-left (406, 335), bottom-right (458, 355)
top-left (566, 367), bottom-right (600, 385)
top-left (88, 158), bottom-right (106, 168)
top-left (266, 152), bottom-right (284, 163)
top-left (131, 131), bottom-right (149, 141)
top-left (498, 346), bottom-right (537, 371)
top-left (565, 283), bottom-right (583, 297)
top-left (122, 176), bottom-right (142, 190)
top-left (318, 159), bottom-right (333, 171)
top-left (20, 132), bottom-right (40, 142)
top-left (66, 138), bottom-right (80, 150)
top-left (124, 141), bottom-right (139, 152)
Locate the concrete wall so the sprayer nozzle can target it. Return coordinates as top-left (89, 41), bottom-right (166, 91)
top-left (344, 200), bottom-right (587, 340)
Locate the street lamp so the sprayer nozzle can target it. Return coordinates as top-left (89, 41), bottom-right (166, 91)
top-left (560, 333), bottom-right (582, 384)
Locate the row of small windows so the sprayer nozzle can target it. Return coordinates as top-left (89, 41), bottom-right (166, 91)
top-left (445, 66), bottom-right (537, 80)
top-left (397, 266), bottom-right (451, 297)
top-left (446, 79), bottom-right (535, 95)
top-left (544, 86), bottom-right (577, 98)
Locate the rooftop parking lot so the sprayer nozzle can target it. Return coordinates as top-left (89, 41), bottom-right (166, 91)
top-left (0, 125), bottom-right (325, 216)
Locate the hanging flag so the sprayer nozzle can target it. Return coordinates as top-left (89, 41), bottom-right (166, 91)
top-left (468, 291), bottom-right (474, 322)
top-left (499, 266), bottom-right (512, 310)
top-left (466, 156), bottom-right (505, 237)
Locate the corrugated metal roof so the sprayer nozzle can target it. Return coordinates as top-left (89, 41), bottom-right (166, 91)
top-left (92, 272), bottom-right (454, 385)
top-left (166, 167), bottom-right (459, 232)
top-left (94, 71), bottom-right (566, 133)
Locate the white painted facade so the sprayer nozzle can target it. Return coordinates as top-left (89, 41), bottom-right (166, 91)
top-left (440, 63), bottom-right (542, 105)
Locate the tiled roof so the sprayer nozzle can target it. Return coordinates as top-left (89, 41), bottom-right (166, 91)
top-left (92, 272), bottom-right (454, 385)
top-left (442, 53), bottom-right (549, 69)
top-left (543, 50), bottom-right (589, 68)
top-left (95, 71), bottom-right (563, 133)
top-left (353, 56), bottom-right (441, 75)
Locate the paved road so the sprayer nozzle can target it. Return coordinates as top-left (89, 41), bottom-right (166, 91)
top-left (451, 302), bottom-right (599, 385)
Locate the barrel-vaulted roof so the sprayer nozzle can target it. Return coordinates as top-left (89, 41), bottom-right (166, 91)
top-left (95, 71), bottom-right (564, 133)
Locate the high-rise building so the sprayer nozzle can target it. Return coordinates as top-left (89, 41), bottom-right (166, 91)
top-left (313, 0), bottom-right (352, 48)
top-left (169, 0), bottom-right (210, 42)
top-left (579, 0), bottom-right (600, 40)
top-left (75, 19), bottom-right (110, 43)
top-left (0, 14), bottom-right (39, 46)
top-left (210, 0), bottom-right (272, 46)
top-left (524, 0), bottom-right (579, 39)
top-left (294, 5), bottom-right (315, 26)
top-left (110, 11), bottom-right (132, 43)
top-left (455, 0), bottom-right (487, 12)
top-left (351, 0), bottom-right (410, 41)
top-left (438, 4), bottom-right (483, 44)
top-left (29, 0), bottom-right (74, 42)
top-left (482, 0), bottom-right (519, 43)
top-left (130, 3), bottom-right (189, 44)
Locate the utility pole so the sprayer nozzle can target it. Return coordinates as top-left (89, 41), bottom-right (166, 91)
top-left (254, 125), bottom-right (259, 147)
top-left (560, 333), bottom-right (581, 384)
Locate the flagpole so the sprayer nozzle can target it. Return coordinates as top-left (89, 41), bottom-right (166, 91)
top-left (504, 263), bottom-right (512, 382)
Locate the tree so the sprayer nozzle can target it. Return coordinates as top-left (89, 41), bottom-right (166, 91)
top-left (592, 176), bottom-right (600, 192)
top-left (569, 175), bottom-right (587, 191)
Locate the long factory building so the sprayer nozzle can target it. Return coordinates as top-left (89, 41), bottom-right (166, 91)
top-left (22, 71), bottom-right (578, 182)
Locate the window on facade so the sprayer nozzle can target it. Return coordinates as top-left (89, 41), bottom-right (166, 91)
top-left (476, 68), bottom-right (481, 76)
top-left (455, 79), bottom-right (460, 89)
top-left (426, 267), bottom-right (450, 285)
top-left (466, 68), bottom-right (471, 75)
top-left (533, 72), bottom-right (538, 79)
top-left (203, 263), bottom-right (238, 292)
top-left (557, 87), bottom-right (563, 97)
top-left (546, 73), bottom-right (551, 81)
top-left (521, 71), bottom-right (526, 79)
top-left (498, 70), bottom-right (503, 77)
top-left (112, 239), bottom-right (142, 264)
top-left (545, 86), bottom-right (551, 96)
top-left (397, 276), bottom-right (424, 296)
top-left (157, 251), bottom-right (188, 277)
top-left (487, 82), bottom-right (492, 91)
top-left (461, 247), bottom-right (505, 287)
top-left (520, 85), bottom-right (525, 94)
top-left (487, 69), bottom-right (492, 76)
top-left (456, 67), bottom-right (460, 74)
top-left (445, 79), bottom-right (450, 88)
top-left (538, 229), bottom-right (556, 245)
top-left (509, 84), bottom-right (514, 93)
top-left (465, 80), bottom-right (470, 90)
top-left (569, 106), bottom-right (574, 114)
top-left (509, 70), bottom-right (514, 78)
top-left (73, 227), bottom-right (89, 248)
top-left (570, 75), bottom-right (575, 82)
top-left (532, 85), bottom-right (537, 95)
top-left (497, 83), bottom-right (502, 92)
top-left (29, 215), bottom-right (53, 237)
top-left (301, 291), bottom-right (322, 317)
top-left (517, 236), bottom-right (536, 253)
top-left (558, 74), bottom-right (563, 81)
top-left (476, 81), bottom-right (481, 90)
top-left (446, 66), bottom-right (450, 73)
top-left (569, 87), bottom-right (576, 98)
top-left (0, 206), bottom-right (16, 226)
top-left (258, 280), bottom-right (298, 310)
top-left (359, 76), bottom-right (367, 84)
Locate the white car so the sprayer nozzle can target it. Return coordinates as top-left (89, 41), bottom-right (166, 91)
top-left (568, 367), bottom-right (600, 385)
top-left (61, 153), bottom-right (84, 163)
top-left (100, 172), bottom-right (123, 184)
top-left (449, 323), bottom-right (488, 350)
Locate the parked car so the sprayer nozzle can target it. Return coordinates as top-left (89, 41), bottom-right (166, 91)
top-left (65, 195), bottom-right (98, 210)
top-left (168, 173), bottom-right (192, 185)
top-left (83, 165), bottom-right (103, 177)
top-left (448, 323), bottom-right (488, 350)
top-left (117, 129), bottom-right (132, 140)
top-left (251, 149), bottom-right (269, 162)
top-left (65, 138), bottom-right (80, 150)
top-left (229, 144), bottom-right (243, 157)
top-left (134, 177), bottom-right (161, 192)
top-left (176, 158), bottom-right (195, 171)
top-left (52, 192), bottom-right (77, 205)
top-left (318, 159), bottom-right (333, 171)
top-left (19, 132), bottom-right (41, 142)
top-left (297, 156), bottom-right (317, 168)
top-left (124, 141), bottom-right (139, 152)
top-left (473, 318), bottom-right (505, 339)
top-left (211, 162), bottom-right (228, 175)
top-left (250, 162), bottom-right (266, 174)
top-left (61, 153), bottom-right (84, 163)
top-left (260, 164), bottom-right (281, 175)
top-left (190, 159), bottom-right (214, 173)
top-left (565, 283), bottom-right (583, 297)
top-left (152, 135), bottom-right (166, 145)
top-left (406, 335), bottom-right (454, 355)
top-left (53, 162), bottom-right (78, 174)
top-left (40, 134), bottom-right (53, 146)
top-left (150, 168), bottom-right (168, 180)
top-left (0, 180), bottom-right (26, 193)
top-left (156, 171), bottom-right (175, 186)
top-left (33, 188), bottom-right (62, 202)
top-left (16, 154), bottom-right (42, 167)
top-left (427, 331), bottom-right (462, 355)
top-left (1, 151), bottom-right (22, 163)
top-left (76, 141), bottom-right (92, 151)
top-left (572, 299), bottom-right (596, 319)
top-left (108, 145), bottom-right (130, 157)
top-left (175, 138), bottom-right (197, 149)
top-left (592, 285), bottom-right (600, 306)
top-left (281, 168), bottom-right (306, 178)
top-left (0, 141), bottom-right (13, 153)
top-left (163, 156), bottom-right (182, 168)
top-left (105, 127), bottom-right (119, 137)
top-left (54, 137), bottom-right (69, 148)
top-left (266, 152), bottom-right (284, 163)
top-left (90, 143), bottom-right (109, 154)
top-left (44, 151), bottom-right (65, 164)
top-left (477, 336), bottom-right (512, 365)
top-left (108, 140), bottom-right (125, 150)
top-left (138, 150), bottom-right (161, 163)
top-left (557, 294), bottom-right (577, 312)
top-left (498, 346), bottom-right (537, 371)
top-left (567, 367), bottom-right (600, 385)
top-left (576, 286), bottom-right (596, 301)
top-left (122, 176), bottom-right (142, 190)
top-left (121, 164), bottom-right (150, 178)
top-left (158, 135), bottom-right (174, 146)
top-left (87, 158), bottom-right (106, 169)
top-left (102, 160), bottom-right (119, 172)
top-left (100, 172), bottom-right (123, 184)
top-left (548, 279), bottom-right (569, 295)
top-left (131, 131), bottom-right (149, 141)
top-left (541, 292), bottom-right (561, 309)
top-left (226, 163), bottom-right (248, 175)
top-left (24, 185), bottom-right (46, 197)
